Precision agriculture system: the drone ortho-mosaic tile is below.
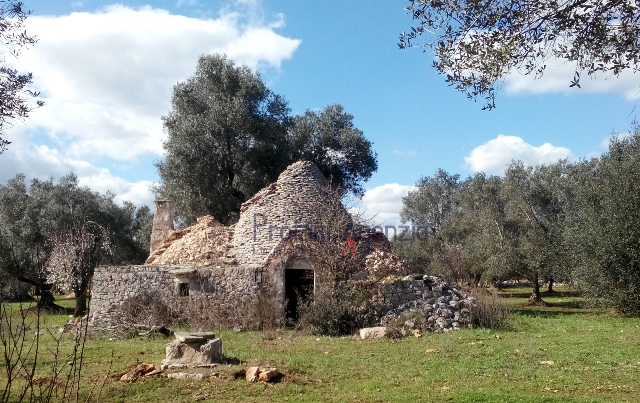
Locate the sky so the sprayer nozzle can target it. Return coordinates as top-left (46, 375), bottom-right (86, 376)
top-left (1, 0), bottom-right (639, 227)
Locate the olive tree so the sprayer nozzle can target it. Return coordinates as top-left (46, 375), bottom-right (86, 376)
top-left (400, 0), bottom-right (640, 109)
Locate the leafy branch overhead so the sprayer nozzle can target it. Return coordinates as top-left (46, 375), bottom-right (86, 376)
top-left (0, 1), bottom-right (44, 153)
top-left (399, 0), bottom-right (640, 109)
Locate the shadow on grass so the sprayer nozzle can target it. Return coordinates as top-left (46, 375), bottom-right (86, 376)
top-left (499, 290), bottom-right (582, 299)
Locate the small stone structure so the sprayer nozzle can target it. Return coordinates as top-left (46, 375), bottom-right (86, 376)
top-left (149, 200), bottom-right (174, 255)
top-left (90, 161), bottom-right (337, 332)
top-left (161, 332), bottom-right (222, 369)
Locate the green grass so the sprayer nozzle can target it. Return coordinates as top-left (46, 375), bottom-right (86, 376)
top-left (2, 288), bottom-right (640, 403)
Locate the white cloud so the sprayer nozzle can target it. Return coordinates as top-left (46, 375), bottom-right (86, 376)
top-left (1, 2), bottom-right (301, 209)
top-left (0, 134), bottom-right (155, 208)
top-left (358, 183), bottom-right (415, 228)
top-left (505, 58), bottom-right (640, 99)
top-left (13, 4), bottom-right (301, 162)
top-left (465, 135), bottom-right (572, 175)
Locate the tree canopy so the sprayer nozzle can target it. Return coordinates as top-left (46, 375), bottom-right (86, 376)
top-left (400, 0), bottom-right (640, 109)
top-left (0, 1), bottom-right (43, 153)
top-left (156, 54), bottom-right (377, 225)
top-left (396, 123), bottom-right (640, 313)
top-left (288, 104), bottom-right (378, 198)
top-left (0, 173), bottom-right (152, 314)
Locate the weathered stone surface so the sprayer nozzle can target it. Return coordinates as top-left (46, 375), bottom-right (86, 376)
top-left (246, 366), bottom-right (260, 382)
top-left (379, 275), bottom-right (475, 334)
top-left (120, 363), bottom-right (157, 383)
top-left (149, 200), bottom-right (174, 255)
top-left (246, 366), bottom-right (279, 383)
top-left (147, 215), bottom-right (234, 266)
top-left (258, 368), bottom-right (280, 382)
top-left (161, 337), bottom-right (223, 369)
top-left (359, 327), bottom-right (387, 339)
top-left (166, 372), bottom-right (204, 380)
top-left (174, 332), bottom-right (216, 343)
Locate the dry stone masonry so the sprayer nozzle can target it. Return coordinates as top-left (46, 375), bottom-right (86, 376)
top-left (231, 160), bottom-right (329, 268)
top-left (89, 160), bottom-right (475, 335)
top-left (378, 275), bottom-right (475, 333)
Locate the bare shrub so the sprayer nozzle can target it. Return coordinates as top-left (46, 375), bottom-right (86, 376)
top-left (468, 288), bottom-right (512, 330)
top-left (1, 300), bottom-right (99, 403)
top-left (384, 311), bottom-right (427, 339)
top-left (119, 292), bottom-right (181, 330)
top-left (298, 287), bottom-right (374, 337)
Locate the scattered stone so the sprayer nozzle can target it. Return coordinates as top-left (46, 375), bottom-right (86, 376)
top-left (258, 368), bottom-right (280, 382)
top-left (120, 363), bottom-right (157, 382)
top-left (246, 367), bottom-right (260, 382)
top-left (165, 372), bottom-right (205, 380)
top-left (359, 327), bottom-right (387, 340)
top-left (379, 275), bottom-right (475, 334)
top-left (246, 366), bottom-right (280, 383)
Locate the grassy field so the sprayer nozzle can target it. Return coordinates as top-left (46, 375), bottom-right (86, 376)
top-left (2, 287), bottom-right (640, 403)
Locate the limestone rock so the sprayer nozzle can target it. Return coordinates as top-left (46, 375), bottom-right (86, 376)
top-left (246, 366), bottom-right (260, 382)
top-left (258, 368), bottom-right (280, 382)
top-left (161, 335), bottom-right (223, 369)
top-left (120, 363), bottom-right (157, 382)
top-left (174, 331), bottom-right (216, 343)
top-left (359, 327), bottom-right (387, 339)
top-left (246, 366), bottom-right (280, 383)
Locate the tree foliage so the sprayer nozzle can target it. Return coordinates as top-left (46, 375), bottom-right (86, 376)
top-left (289, 104), bottom-right (378, 198)
top-left (0, 173), bottom-right (152, 313)
top-left (156, 54), bottom-right (291, 225)
top-left (564, 126), bottom-right (640, 314)
top-left (400, 0), bottom-right (640, 109)
top-left (156, 54), bottom-right (378, 225)
top-left (0, 1), bottom-right (43, 153)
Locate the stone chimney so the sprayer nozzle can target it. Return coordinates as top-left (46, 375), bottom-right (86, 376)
top-left (150, 200), bottom-right (175, 254)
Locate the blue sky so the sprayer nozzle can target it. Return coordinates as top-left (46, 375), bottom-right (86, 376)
top-left (1, 0), bottom-right (638, 226)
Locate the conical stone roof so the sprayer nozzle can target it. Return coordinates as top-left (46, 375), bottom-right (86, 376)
top-left (231, 160), bottom-right (330, 268)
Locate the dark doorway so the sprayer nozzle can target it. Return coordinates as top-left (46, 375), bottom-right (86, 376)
top-left (284, 269), bottom-right (314, 322)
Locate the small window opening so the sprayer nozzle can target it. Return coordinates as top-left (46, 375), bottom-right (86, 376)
top-left (179, 283), bottom-right (189, 297)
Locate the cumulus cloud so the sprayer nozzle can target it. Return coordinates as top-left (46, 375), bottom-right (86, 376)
top-left (504, 58), bottom-right (640, 99)
top-left (1, 2), bottom-right (300, 208)
top-left (14, 4), bottom-right (300, 162)
top-left (465, 135), bottom-right (572, 175)
top-left (0, 133), bottom-right (155, 208)
top-left (358, 183), bottom-right (415, 228)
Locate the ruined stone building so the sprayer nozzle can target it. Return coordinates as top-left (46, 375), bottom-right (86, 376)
top-left (88, 160), bottom-right (473, 334)
top-left (89, 161), bottom-right (347, 331)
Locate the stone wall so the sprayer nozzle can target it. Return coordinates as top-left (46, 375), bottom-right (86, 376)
top-left (89, 264), bottom-right (262, 333)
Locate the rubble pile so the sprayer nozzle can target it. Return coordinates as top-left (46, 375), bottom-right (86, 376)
top-left (146, 216), bottom-right (234, 266)
top-left (378, 275), bottom-right (476, 333)
top-left (365, 249), bottom-right (407, 276)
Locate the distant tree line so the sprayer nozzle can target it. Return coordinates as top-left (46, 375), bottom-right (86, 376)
top-left (0, 173), bottom-right (152, 315)
top-left (395, 124), bottom-right (640, 316)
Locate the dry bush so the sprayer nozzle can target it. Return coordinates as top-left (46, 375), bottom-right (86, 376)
top-left (468, 288), bottom-right (512, 330)
top-left (119, 292), bottom-right (182, 330)
top-left (384, 311), bottom-right (427, 339)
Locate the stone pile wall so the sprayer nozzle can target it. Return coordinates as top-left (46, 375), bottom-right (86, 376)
top-left (377, 274), bottom-right (475, 333)
top-left (89, 265), bottom-right (262, 333)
